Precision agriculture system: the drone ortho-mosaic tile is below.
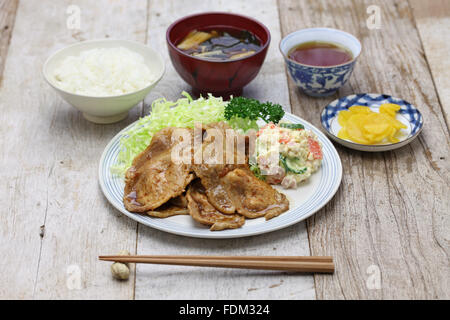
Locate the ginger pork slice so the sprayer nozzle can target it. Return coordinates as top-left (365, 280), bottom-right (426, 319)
top-left (186, 180), bottom-right (245, 231)
top-left (221, 168), bottom-right (289, 220)
top-left (191, 121), bottom-right (248, 214)
top-left (124, 127), bottom-right (194, 213)
top-left (147, 195), bottom-right (189, 218)
top-left (191, 164), bottom-right (236, 214)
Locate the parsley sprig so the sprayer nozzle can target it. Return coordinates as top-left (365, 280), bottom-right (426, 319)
top-left (224, 97), bottom-right (285, 132)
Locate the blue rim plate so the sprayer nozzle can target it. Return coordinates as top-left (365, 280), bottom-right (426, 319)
top-left (320, 93), bottom-right (424, 152)
top-left (99, 113), bottom-right (343, 239)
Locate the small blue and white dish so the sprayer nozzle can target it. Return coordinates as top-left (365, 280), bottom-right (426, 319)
top-left (279, 28), bottom-right (361, 97)
top-left (320, 93), bottom-right (424, 152)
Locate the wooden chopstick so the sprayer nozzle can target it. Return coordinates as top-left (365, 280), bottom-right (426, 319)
top-left (99, 255), bottom-right (334, 273)
top-left (100, 255), bottom-right (332, 262)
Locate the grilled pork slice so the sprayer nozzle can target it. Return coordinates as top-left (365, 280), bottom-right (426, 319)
top-left (124, 127), bottom-right (194, 213)
top-left (147, 195), bottom-right (189, 218)
top-left (191, 164), bottom-right (236, 214)
top-left (222, 168), bottom-right (289, 220)
top-left (186, 180), bottom-right (245, 231)
top-left (191, 122), bottom-right (248, 214)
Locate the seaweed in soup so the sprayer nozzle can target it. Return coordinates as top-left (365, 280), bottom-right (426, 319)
top-left (177, 28), bottom-right (262, 61)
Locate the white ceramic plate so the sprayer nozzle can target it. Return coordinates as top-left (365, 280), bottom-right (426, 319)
top-left (321, 93), bottom-right (424, 152)
top-left (99, 113), bottom-right (342, 239)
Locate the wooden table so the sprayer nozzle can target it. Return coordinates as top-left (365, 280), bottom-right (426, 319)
top-left (1, 0), bottom-right (448, 299)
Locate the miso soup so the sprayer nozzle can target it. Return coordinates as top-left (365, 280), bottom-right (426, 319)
top-left (177, 27), bottom-right (262, 61)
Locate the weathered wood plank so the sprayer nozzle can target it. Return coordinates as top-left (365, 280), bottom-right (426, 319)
top-left (410, 0), bottom-right (450, 126)
top-left (0, 0), bottom-right (147, 299)
top-left (134, 0), bottom-right (316, 300)
top-left (279, 0), bottom-right (450, 299)
top-left (0, 0), bottom-right (18, 86)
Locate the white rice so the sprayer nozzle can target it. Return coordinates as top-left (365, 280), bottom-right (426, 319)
top-left (53, 47), bottom-right (155, 96)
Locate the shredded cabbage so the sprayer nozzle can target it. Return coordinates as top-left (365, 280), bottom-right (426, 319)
top-left (111, 92), bottom-right (227, 175)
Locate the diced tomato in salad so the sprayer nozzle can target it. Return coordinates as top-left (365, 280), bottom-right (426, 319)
top-left (308, 137), bottom-right (323, 159)
top-left (257, 122), bottom-right (277, 137)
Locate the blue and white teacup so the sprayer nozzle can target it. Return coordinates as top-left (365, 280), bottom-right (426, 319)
top-left (279, 28), bottom-right (361, 97)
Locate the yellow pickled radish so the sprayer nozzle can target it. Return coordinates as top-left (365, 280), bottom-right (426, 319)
top-left (362, 117), bottom-right (389, 143)
top-left (363, 113), bottom-right (390, 132)
top-left (348, 106), bottom-right (373, 114)
top-left (388, 127), bottom-right (399, 143)
top-left (345, 114), bottom-right (371, 144)
top-left (379, 113), bottom-right (407, 130)
top-left (337, 126), bottom-right (350, 140)
top-left (380, 103), bottom-right (400, 118)
top-left (336, 104), bottom-right (405, 145)
top-left (337, 110), bottom-right (351, 126)
top-left (363, 123), bottom-right (391, 143)
top-left (381, 103), bottom-right (401, 111)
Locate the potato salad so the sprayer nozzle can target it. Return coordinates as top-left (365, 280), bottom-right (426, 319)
top-left (251, 122), bottom-right (323, 189)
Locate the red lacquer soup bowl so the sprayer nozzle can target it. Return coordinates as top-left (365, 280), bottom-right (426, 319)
top-left (166, 12), bottom-right (271, 98)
